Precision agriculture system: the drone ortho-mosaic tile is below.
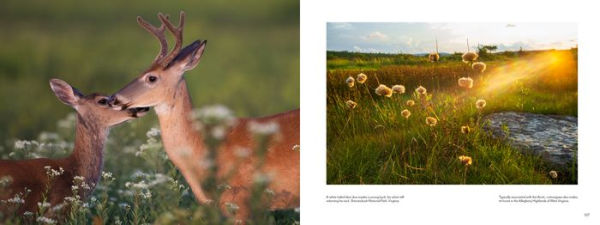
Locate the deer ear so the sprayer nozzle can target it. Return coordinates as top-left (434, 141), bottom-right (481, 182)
top-left (166, 40), bottom-right (206, 72)
top-left (49, 79), bottom-right (83, 107)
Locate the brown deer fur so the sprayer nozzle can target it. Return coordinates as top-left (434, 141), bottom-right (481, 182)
top-left (108, 12), bottom-right (299, 222)
top-left (0, 79), bottom-right (148, 216)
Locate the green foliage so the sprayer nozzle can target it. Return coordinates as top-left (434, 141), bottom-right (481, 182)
top-left (327, 51), bottom-right (577, 184)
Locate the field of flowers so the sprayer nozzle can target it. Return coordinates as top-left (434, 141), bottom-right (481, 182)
top-left (1, 107), bottom-right (299, 224)
top-left (327, 49), bottom-right (577, 184)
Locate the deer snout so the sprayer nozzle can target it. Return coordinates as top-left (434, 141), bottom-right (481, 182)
top-left (107, 95), bottom-right (128, 110)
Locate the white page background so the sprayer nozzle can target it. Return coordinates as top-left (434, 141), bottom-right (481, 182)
top-left (300, 0), bottom-right (599, 224)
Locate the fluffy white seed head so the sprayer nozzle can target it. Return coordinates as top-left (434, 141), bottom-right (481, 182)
top-left (401, 109), bottom-right (411, 119)
top-left (458, 77), bottom-right (474, 89)
top-left (356, 73), bottom-right (368, 84)
top-left (461, 125), bottom-right (470, 134)
top-left (345, 100), bottom-right (357, 109)
top-left (375, 84), bottom-right (393, 97)
top-left (346, 76), bottom-right (355, 88)
top-left (425, 117), bottom-right (438, 127)
top-left (462, 52), bottom-right (478, 63)
top-left (458, 155), bottom-right (473, 166)
top-left (406, 100), bottom-right (415, 107)
top-left (415, 86), bottom-right (427, 95)
top-left (475, 99), bottom-right (487, 110)
top-left (472, 62), bottom-right (486, 73)
top-left (428, 52), bottom-right (440, 62)
top-left (392, 85), bottom-right (405, 94)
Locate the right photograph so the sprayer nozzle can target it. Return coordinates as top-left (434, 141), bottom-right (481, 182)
top-left (326, 23), bottom-right (577, 184)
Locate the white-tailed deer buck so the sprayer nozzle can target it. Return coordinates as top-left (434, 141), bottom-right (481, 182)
top-left (108, 12), bottom-right (299, 221)
top-left (0, 79), bottom-right (149, 216)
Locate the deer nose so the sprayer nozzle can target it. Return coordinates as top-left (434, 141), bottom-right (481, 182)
top-left (107, 95), bottom-right (122, 108)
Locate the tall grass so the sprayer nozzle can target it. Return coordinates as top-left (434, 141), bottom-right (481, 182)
top-left (327, 49), bottom-right (577, 184)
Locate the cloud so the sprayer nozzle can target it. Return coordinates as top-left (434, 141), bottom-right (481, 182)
top-left (330, 23), bottom-right (353, 30)
top-left (327, 23), bottom-right (576, 54)
top-left (363, 31), bottom-right (388, 40)
top-left (353, 46), bottom-right (382, 53)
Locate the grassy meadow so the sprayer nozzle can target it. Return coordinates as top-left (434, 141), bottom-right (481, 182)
top-left (326, 49), bottom-right (577, 185)
top-left (0, 0), bottom-right (298, 224)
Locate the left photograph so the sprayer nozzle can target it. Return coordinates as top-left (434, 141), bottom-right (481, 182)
top-left (0, 1), bottom-right (299, 224)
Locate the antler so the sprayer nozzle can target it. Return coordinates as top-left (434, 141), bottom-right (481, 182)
top-left (137, 11), bottom-right (185, 67)
top-left (137, 14), bottom-right (168, 63)
top-left (158, 11), bottom-right (185, 66)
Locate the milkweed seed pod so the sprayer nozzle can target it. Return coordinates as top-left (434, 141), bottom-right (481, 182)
top-left (346, 76), bottom-right (355, 88)
top-left (392, 85), bottom-right (406, 94)
top-left (462, 52), bottom-right (478, 63)
top-left (472, 62), bottom-right (486, 73)
top-left (375, 84), bottom-right (393, 97)
top-left (428, 52), bottom-right (440, 62)
top-left (357, 73), bottom-right (368, 84)
top-left (458, 77), bottom-right (474, 89)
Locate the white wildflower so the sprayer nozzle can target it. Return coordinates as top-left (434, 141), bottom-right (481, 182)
top-left (248, 121), bottom-right (280, 136)
top-left (146, 128), bottom-right (161, 138)
top-left (225, 202), bottom-right (240, 214)
top-left (234, 147), bottom-right (250, 158)
top-left (0, 176), bottom-right (13, 187)
top-left (102, 171), bottom-right (113, 180)
top-left (45, 166), bottom-right (64, 178)
top-left (191, 105), bottom-right (237, 127)
top-left (211, 125), bottom-right (227, 140)
top-left (292, 144), bottom-right (300, 152)
top-left (119, 203), bottom-right (131, 210)
top-left (7, 195), bottom-right (25, 204)
top-left (264, 188), bottom-right (275, 196)
top-left (37, 201), bottom-right (51, 209)
top-left (253, 173), bottom-right (272, 185)
top-left (14, 140), bottom-right (29, 149)
top-left (36, 216), bottom-right (57, 224)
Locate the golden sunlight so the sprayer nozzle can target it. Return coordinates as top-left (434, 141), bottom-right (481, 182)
top-left (478, 50), bottom-right (577, 95)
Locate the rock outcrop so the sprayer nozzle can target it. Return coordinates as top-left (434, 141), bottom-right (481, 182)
top-left (483, 112), bottom-right (577, 166)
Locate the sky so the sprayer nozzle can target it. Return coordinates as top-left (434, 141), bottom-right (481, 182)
top-left (327, 23), bottom-right (577, 54)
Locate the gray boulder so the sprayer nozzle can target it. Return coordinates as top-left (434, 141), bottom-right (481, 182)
top-left (482, 112), bottom-right (577, 166)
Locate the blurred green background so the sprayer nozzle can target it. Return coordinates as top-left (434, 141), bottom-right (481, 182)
top-left (0, 0), bottom-right (299, 141)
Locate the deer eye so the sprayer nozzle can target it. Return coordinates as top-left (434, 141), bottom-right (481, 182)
top-left (98, 98), bottom-right (108, 105)
top-left (147, 75), bottom-right (158, 83)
